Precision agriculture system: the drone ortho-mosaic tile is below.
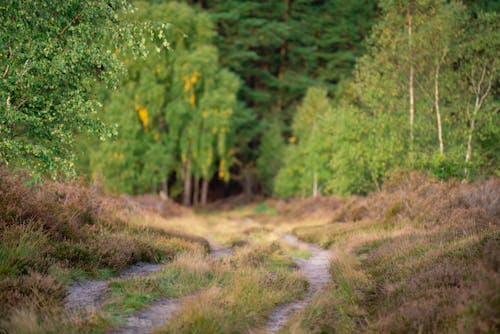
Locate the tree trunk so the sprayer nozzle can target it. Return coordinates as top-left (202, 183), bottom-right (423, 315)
top-left (312, 171), bottom-right (318, 197)
top-left (159, 179), bottom-right (169, 201)
top-left (243, 167), bottom-right (254, 199)
top-left (201, 178), bottom-right (209, 206)
top-left (407, 2), bottom-right (415, 153)
top-left (193, 176), bottom-right (200, 207)
top-left (182, 160), bottom-right (192, 206)
top-left (434, 61), bottom-right (444, 156)
top-left (464, 113), bottom-right (475, 176)
top-left (465, 65), bottom-right (492, 177)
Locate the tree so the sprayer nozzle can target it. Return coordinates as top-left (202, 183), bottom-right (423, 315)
top-left (0, 0), bottom-right (168, 179)
top-left (87, 2), bottom-right (241, 205)
top-left (458, 11), bottom-right (499, 177)
top-left (274, 87), bottom-right (333, 197)
top-left (256, 116), bottom-right (285, 195)
top-left (203, 0), bottom-right (377, 192)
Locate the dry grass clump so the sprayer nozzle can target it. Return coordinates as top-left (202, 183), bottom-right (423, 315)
top-left (0, 272), bottom-right (65, 317)
top-left (274, 196), bottom-right (342, 221)
top-left (98, 251), bottom-right (222, 325)
top-left (331, 171), bottom-right (499, 226)
top-left (290, 173), bottom-right (499, 333)
top-left (155, 243), bottom-right (308, 333)
top-left (0, 307), bottom-right (81, 334)
top-left (0, 168), bottom-right (207, 325)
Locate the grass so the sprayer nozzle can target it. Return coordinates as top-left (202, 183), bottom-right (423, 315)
top-left (101, 252), bottom-right (222, 321)
top-left (76, 243), bottom-right (308, 333)
top-left (2, 169), bottom-right (497, 333)
top-left (0, 169), bottom-right (207, 332)
top-left (154, 243), bottom-right (308, 334)
top-left (253, 203), bottom-right (278, 216)
top-left (0, 170), bottom-right (309, 333)
top-left (284, 173), bottom-right (499, 333)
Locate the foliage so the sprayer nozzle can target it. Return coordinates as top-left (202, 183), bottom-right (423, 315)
top-left (0, 0), bottom-right (170, 179)
top-left (275, 87), bottom-right (333, 197)
top-left (85, 2), bottom-right (243, 200)
top-left (275, 0), bottom-right (499, 197)
top-left (256, 116), bottom-right (285, 195)
top-left (205, 0), bottom-right (378, 184)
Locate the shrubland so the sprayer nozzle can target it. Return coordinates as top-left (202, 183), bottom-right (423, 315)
top-left (0, 168), bottom-right (206, 329)
top-left (285, 172), bottom-right (499, 333)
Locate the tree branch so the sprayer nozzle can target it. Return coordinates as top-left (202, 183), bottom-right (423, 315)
top-left (15, 59), bottom-right (31, 85)
top-left (59, 11), bottom-right (83, 36)
top-left (2, 44), bottom-right (12, 79)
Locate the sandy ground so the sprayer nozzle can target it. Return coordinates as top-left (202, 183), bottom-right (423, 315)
top-left (264, 234), bottom-right (331, 333)
top-left (65, 210), bottom-right (330, 334)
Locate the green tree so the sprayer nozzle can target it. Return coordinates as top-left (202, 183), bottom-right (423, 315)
top-left (88, 2), bottom-right (242, 205)
top-left (202, 0), bottom-right (377, 192)
top-left (0, 0), bottom-right (168, 179)
top-left (457, 11), bottom-right (499, 177)
top-left (275, 87), bottom-right (333, 198)
top-left (256, 116), bottom-right (285, 195)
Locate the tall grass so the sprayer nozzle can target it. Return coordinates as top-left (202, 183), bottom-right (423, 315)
top-left (287, 173), bottom-right (499, 333)
top-left (0, 169), bottom-right (206, 330)
top-left (155, 243), bottom-right (308, 333)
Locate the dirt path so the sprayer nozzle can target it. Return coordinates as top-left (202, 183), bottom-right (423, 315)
top-left (65, 262), bottom-right (164, 314)
top-left (263, 234), bottom-right (331, 333)
top-left (101, 240), bottom-right (231, 334)
top-left (65, 238), bottom-right (230, 313)
top-left (106, 297), bottom-right (186, 334)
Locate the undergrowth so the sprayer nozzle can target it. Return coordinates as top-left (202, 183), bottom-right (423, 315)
top-left (0, 169), bottom-right (206, 330)
top-left (155, 243), bottom-right (308, 333)
top-left (287, 172), bottom-right (499, 333)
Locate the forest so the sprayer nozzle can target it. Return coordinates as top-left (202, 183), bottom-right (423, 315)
top-left (0, 0), bottom-right (499, 333)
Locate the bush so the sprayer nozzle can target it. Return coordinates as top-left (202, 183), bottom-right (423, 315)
top-left (0, 168), bottom-right (205, 320)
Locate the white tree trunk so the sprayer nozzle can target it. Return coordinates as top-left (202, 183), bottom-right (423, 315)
top-left (312, 171), bottom-right (318, 197)
top-left (408, 3), bottom-right (415, 151)
top-left (182, 160), bottom-right (192, 206)
top-left (434, 61), bottom-right (444, 156)
top-left (465, 65), bottom-right (492, 176)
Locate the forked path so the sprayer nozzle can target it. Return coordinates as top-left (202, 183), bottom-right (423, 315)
top-left (264, 234), bottom-right (331, 333)
top-left (105, 240), bottom-right (232, 334)
top-left (65, 239), bottom-right (232, 334)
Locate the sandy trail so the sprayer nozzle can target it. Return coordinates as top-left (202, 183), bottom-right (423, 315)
top-left (65, 262), bottom-right (164, 314)
top-left (263, 233), bottom-right (331, 333)
top-left (106, 298), bottom-right (186, 334)
top-left (66, 221), bottom-right (324, 334)
top-left (99, 240), bottom-right (231, 334)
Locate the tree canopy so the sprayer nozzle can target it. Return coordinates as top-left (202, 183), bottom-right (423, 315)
top-left (0, 0), bottom-right (171, 179)
top-left (1, 0), bottom-right (498, 202)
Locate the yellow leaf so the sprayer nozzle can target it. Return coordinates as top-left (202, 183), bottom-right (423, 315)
top-left (135, 104), bottom-right (148, 128)
top-left (190, 92), bottom-right (196, 106)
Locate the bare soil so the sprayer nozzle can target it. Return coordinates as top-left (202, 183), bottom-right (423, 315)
top-left (264, 234), bottom-right (331, 333)
top-left (107, 240), bottom-right (232, 334)
top-left (65, 262), bottom-right (165, 314)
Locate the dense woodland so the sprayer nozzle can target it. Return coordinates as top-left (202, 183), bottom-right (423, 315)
top-left (1, 0), bottom-right (499, 203)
